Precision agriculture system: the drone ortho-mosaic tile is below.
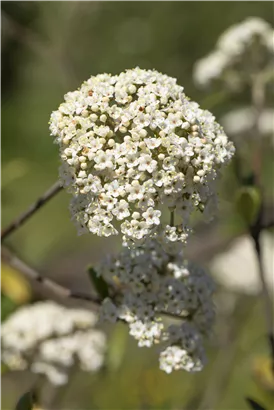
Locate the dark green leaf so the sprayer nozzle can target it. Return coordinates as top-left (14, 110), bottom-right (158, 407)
top-left (1, 293), bottom-right (17, 322)
top-left (235, 186), bottom-right (261, 227)
top-left (15, 392), bottom-right (33, 410)
top-left (87, 266), bottom-right (109, 299)
top-left (107, 322), bottom-right (128, 371)
top-left (246, 397), bottom-right (267, 410)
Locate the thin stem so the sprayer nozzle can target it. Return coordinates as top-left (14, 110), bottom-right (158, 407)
top-left (31, 374), bottom-right (45, 410)
top-left (1, 181), bottom-right (62, 241)
top-left (1, 247), bottom-right (101, 306)
top-left (262, 218), bottom-right (274, 230)
top-left (159, 310), bottom-right (190, 321)
top-left (250, 74), bottom-right (274, 373)
top-left (251, 227), bottom-right (274, 372)
top-left (250, 73), bottom-right (265, 190)
top-left (197, 318), bottom-right (237, 409)
top-left (170, 210), bottom-right (175, 227)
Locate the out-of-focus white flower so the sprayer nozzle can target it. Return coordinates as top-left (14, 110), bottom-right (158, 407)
top-left (217, 18), bottom-right (273, 56)
top-left (220, 107), bottom-right (274, 142)
top-left (210, 232), bottom-right (274, 295)
top-left (266, 29), bottom-right (274, 53)
top-left (194, 17), bottom-right (274, 88)
top-left (1, 302), bottom-right (106, 385)
top-left (98, 239), bottom-right (215, 373)
top-left (193, 50), bottom-right (231, 88)
top-left (50, 68), bottom-right (234, 247)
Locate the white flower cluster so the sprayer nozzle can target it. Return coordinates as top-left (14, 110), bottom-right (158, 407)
top-left (159, 323), bottom-right (206, 373)
top-left (98, 239), bottom-right (215, 373)
top-left (220, 107), bottom-right (274, 142)
top-left (211, 232), bottom-right (274, 296)
top-left (194, 17), bottom-right (274, 88)
top-left (50, 68), bottom-right (234, 248)
top-left (1, 302), bottom-right (106, 385)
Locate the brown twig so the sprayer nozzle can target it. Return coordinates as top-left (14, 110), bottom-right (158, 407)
top-left (1, 247), bottom-right (101, 305)
top-left (1, 246), bottom-right (192, 324)
top-left (1, 181), bottom-right (63, 241)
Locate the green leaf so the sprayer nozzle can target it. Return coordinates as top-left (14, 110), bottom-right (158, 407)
top-left (87, 266), bottom-right (109, 299)
top-left (1, 293), bottom-right (17, 322)
top-left (107, 322), bottom-right (128, 372)
top-left (246, 397), bottom-right (267, 410)
top-left (1, 362), bottom-right (9, 374)
top-left (235, 186), bottom-right (261, 227)
top-left (15, 392), bottom-right (33, 410)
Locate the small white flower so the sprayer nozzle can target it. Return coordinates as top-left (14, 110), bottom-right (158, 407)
top-left (127, 181), bottom-right (144, 202)
top-left (143, 207), bottom-right (161, 226)
top-left (94, 150), bottom-right (113, 170)
top-left (112, 199), bottom-right (130, 220)
top-left (138, 154), bottom-right (158, 173)
top-left (144, 138), bottom-right (162, 150)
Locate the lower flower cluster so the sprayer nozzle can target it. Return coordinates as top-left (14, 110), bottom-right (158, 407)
top-left (1, 302), bottom-right (106, 385)
top-left (98, 239), bottom-right (215, 373)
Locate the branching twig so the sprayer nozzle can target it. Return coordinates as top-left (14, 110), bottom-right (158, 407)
top-left (1, 247), bottom-right (101, 305)
top-left (1, 181), bottom-right (63, 241)
top-left (1, 247), bottom-right (191, 323)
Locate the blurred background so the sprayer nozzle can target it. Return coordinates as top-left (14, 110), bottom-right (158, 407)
top-left (1, 2), bottom-right (274, 409)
